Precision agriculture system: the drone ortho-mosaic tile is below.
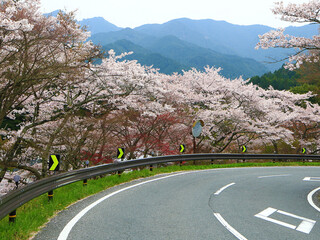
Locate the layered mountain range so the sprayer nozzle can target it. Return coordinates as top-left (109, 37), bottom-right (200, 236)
top-left (46, 11), bottom-right (318, 78)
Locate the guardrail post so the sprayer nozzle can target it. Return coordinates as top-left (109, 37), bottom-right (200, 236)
top-left (273, 151), bottom-right (276, 163)
top-left (9, 210), bottom-right (16, 224)
top-left (83, 179), bottom-right (87, 186)
top-left (48, 190), bottom-right (53, 201)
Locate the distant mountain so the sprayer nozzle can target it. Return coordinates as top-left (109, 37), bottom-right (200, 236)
top-left (44, 10), bottom-right (63, 17)
top-left (90, 27), bottom-right (156, 47)
top-left (135, 18), bottom-right (318, 71)
top-left (79, 17), bottom-right (121, 35)
top-left (45, 10), bottom-right (121, 35)
top-left (101, 37), bottom-right (268, 78)
top-left (135, 18), bottom-right (236, 55)
top-left (48, 13), bottom-right (319, 77)
top-left (145, 35), bottom-right (268, 78)
top-left (103, 40), bottom-right (187, 74)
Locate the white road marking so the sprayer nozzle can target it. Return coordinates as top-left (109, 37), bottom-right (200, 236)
top-left (303, 177), bottom-right (320, 181)
top-left (213, 213), bottom-right (248, 240)
top-left (255, 207), bottom-right (316, 234)
top-left (57, 172), bottom-right (189, 240)
top-left (258, 174), bottom-right (290, 179)
top-left (258, 207), bottom-right (277, 216)
top-left (307, 186), bottom-right (320, 213)
top-left (214, 183), bottom-right (235, 195)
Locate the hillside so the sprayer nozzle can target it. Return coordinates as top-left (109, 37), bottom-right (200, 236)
top-left (145, 35), bottom-right (268, 78)
top-left (80, 17), bottom-right (122, 34)
top-left (103, 40), bottom-right (187, 74)
top-left (135, 18), bottom-right (318, 71)
top-left (102, 37), bottom-right (268, 78)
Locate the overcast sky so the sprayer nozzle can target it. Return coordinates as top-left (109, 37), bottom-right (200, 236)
top-left (41, 0), bottom-right (307, 28)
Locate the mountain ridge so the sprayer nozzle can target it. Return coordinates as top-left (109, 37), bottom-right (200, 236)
top-left (45, 10), bottom-right (318, 77)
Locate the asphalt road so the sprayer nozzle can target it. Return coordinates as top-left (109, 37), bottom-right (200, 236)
top-left (34, 167), bottom-right (320, 240)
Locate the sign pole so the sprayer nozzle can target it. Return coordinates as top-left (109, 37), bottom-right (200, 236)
top-left (192, 120), bottom-right (204, 165)
top-left (9, 210), bottom-right (16, 224)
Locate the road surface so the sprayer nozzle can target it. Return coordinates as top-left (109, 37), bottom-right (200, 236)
top-left (34, 167), bottom-right (320, 240)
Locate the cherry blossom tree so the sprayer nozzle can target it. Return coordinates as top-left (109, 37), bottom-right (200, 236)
top-left (256, 0), bottom-right (320, 70)
top-left (102, 110), bottom-right (191, 160)
top-left (0, 47), bottom-right (176, 183)
top-left (169, 67), bottom-right (319, 152)
top-left (0, 0), bottom-right (100, 126)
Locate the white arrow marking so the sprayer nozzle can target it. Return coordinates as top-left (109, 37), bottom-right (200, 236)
top-left (303, 177), bottom-right (320, 181)
top-left (255, 207), bottom-right (316, 234)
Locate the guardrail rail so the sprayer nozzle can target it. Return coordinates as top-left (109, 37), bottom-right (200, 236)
top-left (1, 153), bottom-right (319, 221)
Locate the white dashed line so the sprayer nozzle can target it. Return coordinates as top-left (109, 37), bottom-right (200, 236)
top-left (213, 213), bottom-right (248, 240)
top-left (214, 183), bottom-right (235, 195)
top-left (304, 177), bottom-right (320, 181)
top-left (258, 174), bottom-right (290, 179)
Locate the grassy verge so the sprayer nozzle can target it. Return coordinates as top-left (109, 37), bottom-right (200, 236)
top-left (0, 161), bottom-right (319, 240)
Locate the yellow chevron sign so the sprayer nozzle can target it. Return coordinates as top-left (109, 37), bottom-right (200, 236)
top-left (242, 146), bottom-right (247, 153)
top-left (49, 155), bottom-right (60, 171)
top-left (179, 144), bottom-right (185, 153)
top-left (117, 148), bottom-right (125, 159)
top-left (302, 148), bottom-right (306, 154)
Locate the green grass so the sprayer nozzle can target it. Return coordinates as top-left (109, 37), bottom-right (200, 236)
top-left (0, 161), bottom-right (319, 240)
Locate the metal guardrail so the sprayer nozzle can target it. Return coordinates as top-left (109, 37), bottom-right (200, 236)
top-left (0, 153), bottom-right (319, 220)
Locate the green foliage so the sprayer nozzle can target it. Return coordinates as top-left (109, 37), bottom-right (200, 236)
top-left (263, 139), bottom-right (304, 154)
top-left (290, 84), bottom-right (320, 105)
top-left (0, 115), bottom-right (24, 132)
top-left (249, 66), bottom-right (300, 90)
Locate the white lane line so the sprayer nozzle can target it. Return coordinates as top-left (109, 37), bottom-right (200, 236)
top-left (214, 183), bottom-right (235, 195)
top-left (58, 172), bottom-right (189, 240)
top-left (307, 186), bottom-right (320, 213)
top-left (304, 177), bottom-right (320, 181)
top-left (213, 213), bottom-right (248, 240)
top-left (258, 174), bottom-right (290, 179)
top-left (255, 207), bottom-right (316, 234)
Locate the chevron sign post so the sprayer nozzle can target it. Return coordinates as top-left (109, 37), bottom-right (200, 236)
top-left (240, 146), bottom-right (247, 163)
top-left (49, 154), bottom-right (60, 171)
top-left (117, 148), bottom-right (125, 159)
top-left (179, 144), bottom-right (185, 153)
top-left (241, 146), bottom-right (247, 153)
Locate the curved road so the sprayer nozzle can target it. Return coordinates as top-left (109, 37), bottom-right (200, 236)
top-left (34, 167), bottom-right (320, 240)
